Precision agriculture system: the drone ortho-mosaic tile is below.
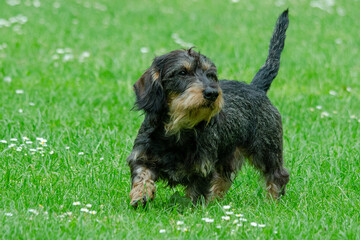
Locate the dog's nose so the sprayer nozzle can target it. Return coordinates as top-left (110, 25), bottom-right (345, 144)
top-left (203, 88), bottom-right (219, 101)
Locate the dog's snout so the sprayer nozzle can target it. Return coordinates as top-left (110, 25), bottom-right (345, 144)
top-left (203, 88), bottom-right (219, 101)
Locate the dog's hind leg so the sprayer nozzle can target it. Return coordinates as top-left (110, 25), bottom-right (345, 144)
top-left (251, 149), bottom-right (289, 200)
top-left (265, 163), bottom-right (289, 199)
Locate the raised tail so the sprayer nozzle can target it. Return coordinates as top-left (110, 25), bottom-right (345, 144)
top-left (250, 9), bottom-right (289, 92)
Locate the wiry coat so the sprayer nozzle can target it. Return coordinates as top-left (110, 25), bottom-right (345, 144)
top-left (127, 10), bottom-right (290, 207)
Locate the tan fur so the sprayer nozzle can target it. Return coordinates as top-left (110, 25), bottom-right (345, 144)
top-left (133, 71), bottom-right (147, 97)
top-left (266, 182), bottom-right (280, 200)
top-left (129, 168), bottom-right (156, 206)
top-left (182, 61), bottom-right (192, 71)
top-left (133, 69), bottom-right (159, 99)
top-left (151, 70), bottom-right (159, 81)
top-left (210, 172), bottom-right (232, 200)
top-left (201, 62), bottom-right (211, 71)
top-left (165, 82), bottom-right (224, 135)
top-left (209, 148), bottom-right (244, 199)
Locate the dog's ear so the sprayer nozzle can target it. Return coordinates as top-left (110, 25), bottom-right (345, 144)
top-left (133, 67), bottom-right (166, 115)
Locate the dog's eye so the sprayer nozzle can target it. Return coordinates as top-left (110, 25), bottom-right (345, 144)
top-left (178, 70), bottom-right (187, 76)
top-left (207, 73), bottom-right (218, 81)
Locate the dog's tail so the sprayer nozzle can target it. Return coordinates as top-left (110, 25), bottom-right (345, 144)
top-left (250, 9), bottom-right (289, 93)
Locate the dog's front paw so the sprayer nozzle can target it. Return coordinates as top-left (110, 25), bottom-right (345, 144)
top-left (129, 180), bottom-right (156, 208)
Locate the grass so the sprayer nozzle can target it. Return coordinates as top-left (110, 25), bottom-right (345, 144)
top-left (1, 0), bottom-right (360, 239)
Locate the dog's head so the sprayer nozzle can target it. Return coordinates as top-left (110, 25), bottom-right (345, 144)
top-left (134, 49), bottom-right (224, 135)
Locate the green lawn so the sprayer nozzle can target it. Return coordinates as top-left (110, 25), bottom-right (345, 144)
top-left (1, 0), bottom-right (359, 239)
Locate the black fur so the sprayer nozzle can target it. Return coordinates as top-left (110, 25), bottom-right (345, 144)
top-left (251, 9), bottom-right (289, 92)
top-left (127, 10), bottom-right (290, 207)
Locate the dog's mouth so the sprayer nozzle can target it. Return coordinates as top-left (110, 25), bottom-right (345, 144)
top-left (200, 100), bottom-right (216, 109)
top-left (165, 91), bottom-right (224, 136)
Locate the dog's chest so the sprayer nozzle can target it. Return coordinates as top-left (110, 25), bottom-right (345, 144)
top-left (148, 126), bottom-right (219, 184)
top-left (154, 141), bottom-right (214, 184)
top-left (159, 154), bottom-right (214, 185)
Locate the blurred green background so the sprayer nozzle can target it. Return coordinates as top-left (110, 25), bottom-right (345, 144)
top-left (1, 0), bottom-right (359, 239)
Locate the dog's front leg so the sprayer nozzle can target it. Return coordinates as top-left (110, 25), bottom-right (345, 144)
top-left (127, 149), bottom-right (157, 208)
top-left (185, 175), bottom-right (213, 205)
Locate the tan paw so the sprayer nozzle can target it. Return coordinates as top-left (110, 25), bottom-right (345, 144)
top-left (129, 180), bottom-right (155, 208)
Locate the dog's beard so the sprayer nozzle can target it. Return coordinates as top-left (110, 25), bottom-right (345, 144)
top-left (165, 82), bottom-right (224, 136)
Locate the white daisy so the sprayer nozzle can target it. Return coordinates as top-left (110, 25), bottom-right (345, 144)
top-left (201, 218), bottom-right (214, 223)
top-left (56, 48), bottom-right (64, 54)
top-left (33, 0), bottom-right (41, 8)
top-left (63, 54), bottom-right (74, 62)
top-left (80, 208), bottom-right (89, 213)
top-left (81, 51), bottom-right (90, 58)
top-left (329, 90), bottom-right (337, 96)
top-left (321, 111), bottom-right (330, 118)
top-left (28, 209), bottom-right (39, 215)
top-left (4, 76), bottom-right (11, 83)
top-left (140, 47), bottom-right (149, 54)
top-left (53, 2), bottom-right (60, 8)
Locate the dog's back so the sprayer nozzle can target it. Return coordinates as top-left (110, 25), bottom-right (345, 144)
top-left (250, 9), bottom-right (289, 93)
top-left (218, 80), bottom-right (281, 153)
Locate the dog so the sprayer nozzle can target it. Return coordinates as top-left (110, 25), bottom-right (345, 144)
top-left (127, 10), bottom-right (290, 208)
